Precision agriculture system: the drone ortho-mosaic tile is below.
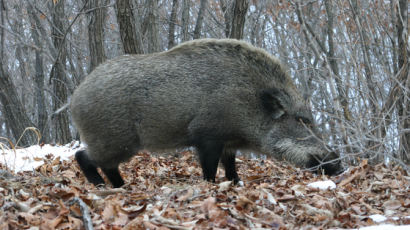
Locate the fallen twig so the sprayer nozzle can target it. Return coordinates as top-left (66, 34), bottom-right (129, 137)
top-left (68, 197), bottom-right (93, 230)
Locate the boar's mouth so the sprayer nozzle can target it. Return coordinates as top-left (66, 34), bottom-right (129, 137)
top-left (307, 153), bottom-right (344, 176)
top-left (270, 138), bottom-right (344, 176)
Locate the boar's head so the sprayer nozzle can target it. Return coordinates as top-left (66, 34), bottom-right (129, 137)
top-left (259, 88), bottom-right (343, 175)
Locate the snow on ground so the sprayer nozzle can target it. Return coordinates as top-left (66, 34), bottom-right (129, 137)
top-left (358, 224), bottom-right (410, 230)
top-left (307, 180), bottom-right (337, 190)
top-left (369, 214), bottom-right (388, 223)
top-left (0, 143), bottom-right (408, 229)
top-left (0, 141), bottom-right (82, 173)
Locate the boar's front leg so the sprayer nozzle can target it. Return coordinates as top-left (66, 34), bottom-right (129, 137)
top-left (220, 149), bottom-right (240, 184)
top-left (195, 139), bottom-right (224, 182)
top-left (75, 150), bottom-right (124, 188)
top-left (75, 150), bottom-right (105, 186)
top-left (100, 167), bottom-right (124, 188)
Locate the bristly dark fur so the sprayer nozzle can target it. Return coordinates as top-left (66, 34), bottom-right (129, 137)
top-left (71, 39), bottom-right (342, 187)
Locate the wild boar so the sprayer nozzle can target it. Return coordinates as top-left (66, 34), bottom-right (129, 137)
top-left (71, 39), bottom-right (342, 188)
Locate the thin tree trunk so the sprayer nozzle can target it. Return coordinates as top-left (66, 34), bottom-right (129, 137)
top-left (220, 0), bottom-right (232, 38)
top-left (0, 0), bottom-right (37, 146)
top-left (13, 6), bottom-right (28, 109)
top-left (50, 0), bottom-right (72, 144)
top-left (396, 0), bottom-right (409, 163)
top-left (28, 4), bottom-right (49, 143)
top-left (181, 0), bottom-right (190, 41)
top-left (116, 0), bottom-right (143, 54)
top-left (193, 0), bottom-right (207, 39)
top-left (88, 0), bottom-right (106, 71)
top-left (181, 0), bottom-right (190, 42)
top-left (147, 0), bottom-right (160, 53)
top-left (168, 0), bottom-right (179, 49)
top-left (229, 0), bottom-right (249, 39)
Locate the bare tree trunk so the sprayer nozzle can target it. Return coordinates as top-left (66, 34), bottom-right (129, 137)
top-left (0, 0), bottom-right (37, 146)
top-left (50, 0), bottom-right (72, 144)
top-left (220, 0), bottom-right (232, 38)
top-left (13, 6), bottom-right (28, 109)
top-left (28, 4), bottom-right (49, 143)
top-left (193, 0), bottom-right (207, 39)
top-left (181, 0), bottom-right (190, 41)
top-left (396, 0), bottom-right (409, 163)
top-left (87, 0), bottom-right (106, 71)
top-left (116, 0), bottom-right (143, 54)
top-left (168, 0), bottom-right (179, 49)
top-left (147, 0), bottom-right (160, 53)
top-left (229, 0), bottom-right (249, 39)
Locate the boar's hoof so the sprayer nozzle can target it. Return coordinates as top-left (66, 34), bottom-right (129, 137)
top-left (307, 153), bottom-right (343, 176)
top-left (75, 150), bottom-right (105, 186)
top-left (220, 150), bottom-right (240, 184)
top-left (100, 167), bottom-right (124, 188)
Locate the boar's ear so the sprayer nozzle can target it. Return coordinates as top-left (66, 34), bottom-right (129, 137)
top-left (261, 89), bottom-right (285, 119)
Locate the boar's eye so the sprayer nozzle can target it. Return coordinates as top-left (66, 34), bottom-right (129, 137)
top-left (296, 116), bottom-right (312, 125)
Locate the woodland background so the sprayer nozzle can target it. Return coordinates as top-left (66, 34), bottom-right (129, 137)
top-left (0, 0), bottom-right (408, 168)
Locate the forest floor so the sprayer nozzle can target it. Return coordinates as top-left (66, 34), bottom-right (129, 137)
top-left (0, 143), bottom-right (409, 229)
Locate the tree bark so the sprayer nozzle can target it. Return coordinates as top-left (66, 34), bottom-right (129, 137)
top-left (147, 0), bottom-right (160, 53)
top-left (220, 0), bottom-right (232, 38)
top-left (87, 0), bottom-right (106, 71)
top-left (50, 0), bottom-right (72, 144)
top-left (0, 0), bottom-right (37, 146)
top-left (396, 0), bottom-right (409, 163)
top-left (181, 0), bottom-right (190, 41)
top-left (168, 0), bottom-right (179, 49)
top-left (229, 0), bottom-right (249, 39)
top-left (28, 3), bottom-right (49, 143)
top-left (13, 6), bottom-right (28, 109)
top-left (193, 0), bottom-right (207, 39)
top-left (116, 0), bottom-right (143, 54)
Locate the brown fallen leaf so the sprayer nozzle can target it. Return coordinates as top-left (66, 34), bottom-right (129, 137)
top-left (383, 199), bottom-right (402, 211)
top-left (339, 168), bottom-right (365, 187)
top-left (236, 196), bottom-right (254, 212)
top-left (176, 188), bottom-right (194, 202)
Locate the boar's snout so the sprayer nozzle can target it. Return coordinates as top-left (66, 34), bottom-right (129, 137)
top-left (307, 151), bottom-right (344, 176)
top-left (267, 137), bottom-right (344, 176)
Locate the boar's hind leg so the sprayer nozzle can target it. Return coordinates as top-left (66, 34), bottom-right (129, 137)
top-left (195, 140), bottom-right (224, 182)
top-left (100, 167), bottom-right (124, 188)
top-left (75, 150), bottom-right (105, 186)
top-left (220, 149), bottom-right (240, 184)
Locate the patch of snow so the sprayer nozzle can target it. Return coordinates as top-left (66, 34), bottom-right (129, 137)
top-left (307, 180), bottom-right (336, 190)
top-left (0, 141), bottom-right (82, 173)
top-left (392, 216), bottom-right (410, 220)
top-left (359, 224), bottom-right (410, 230)
top-left (369, 214), bottom-right (388, 222)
